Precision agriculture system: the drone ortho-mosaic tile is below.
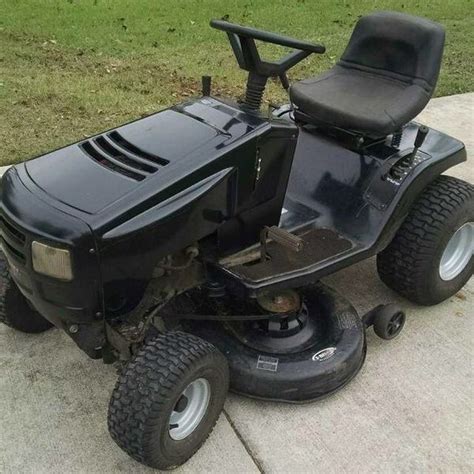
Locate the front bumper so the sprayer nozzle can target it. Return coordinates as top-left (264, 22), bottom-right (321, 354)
top-left (0, 167), bottom-right (104, 357)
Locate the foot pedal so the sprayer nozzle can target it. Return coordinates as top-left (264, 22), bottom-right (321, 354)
top-left (260, 226), bottom-right (304, 261)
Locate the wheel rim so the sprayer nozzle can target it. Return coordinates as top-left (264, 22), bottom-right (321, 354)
top-left (439, 222), bottom-right (474, 281)
top-left (387, 312), bottom-right (404, 336)
top-left (169, 378), bottom-right (211, 441)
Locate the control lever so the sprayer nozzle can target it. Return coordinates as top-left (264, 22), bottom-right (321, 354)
top-left (202, 75), bottom-right (212, 96)
top-left (387, 125), bottom-right (430, 181)
top-left (260, 226), bottom-right (304, 262)
top-left (410, 125), bottom-right (429, 164)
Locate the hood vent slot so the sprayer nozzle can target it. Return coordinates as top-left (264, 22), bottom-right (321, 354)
top-left (108, 131), bottom-right (170, 166)
top-left (80, 132), bottom-right (169, 181)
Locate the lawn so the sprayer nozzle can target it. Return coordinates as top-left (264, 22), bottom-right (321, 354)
top-left (0, 0), bottom-right (473, 165)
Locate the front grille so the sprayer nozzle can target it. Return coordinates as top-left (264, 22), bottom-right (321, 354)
top-left (0, 215), bottom-right (26, 264)
top-left (80, 131), bottom-right (169, 181)
top-left (0, 215), bottom-right (25, 245)
top-left (0, 237), bottom-right (26, 264)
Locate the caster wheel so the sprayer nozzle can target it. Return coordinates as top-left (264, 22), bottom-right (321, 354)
top-left (0, 254), bottom-right (53, 333)
top-left (108, 331), bottom-right (229, 470)
top-left (373, 305), bottom-right (406, 340)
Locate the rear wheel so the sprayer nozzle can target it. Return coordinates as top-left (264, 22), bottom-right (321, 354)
top-left (377, 176), bottom-right (473, 305)
top-left (0, 254), bottom-right (53, 333)
top-left (108, 331), bottom-right (229, 470)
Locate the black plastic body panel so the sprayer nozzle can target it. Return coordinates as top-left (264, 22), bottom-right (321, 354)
top-left (0, 93), bottom-right (467, 356)
top-left (0, 97), bottom-right (297, 354)
top-left (218, 122), bottom-right (466, 295)
top-left (0, 168), bottom-right (103, 356)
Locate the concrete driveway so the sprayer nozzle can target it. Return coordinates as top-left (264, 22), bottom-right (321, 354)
top-left (0, 93), bottom-right (472, 473)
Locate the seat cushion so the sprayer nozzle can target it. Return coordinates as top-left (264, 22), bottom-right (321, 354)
top-left (290, 65), bottom-right (431, 136)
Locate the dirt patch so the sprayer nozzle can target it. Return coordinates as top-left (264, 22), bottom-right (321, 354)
top-left (454, 292), bottom-right (467, 301)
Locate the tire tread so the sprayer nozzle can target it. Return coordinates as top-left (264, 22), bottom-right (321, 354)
top-left (108, 331), bottom-right (227, 469)
top-left (0, 254), bottom-right (53, 332)
top-left (377, 175), bottom-right (474, 304)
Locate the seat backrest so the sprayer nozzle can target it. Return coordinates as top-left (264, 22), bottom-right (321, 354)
top-left (339, 11), bottom-right (445, 93)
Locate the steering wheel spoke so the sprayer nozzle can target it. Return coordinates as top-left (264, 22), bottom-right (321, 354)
top-left (210, 19), bottom-right (325, 111)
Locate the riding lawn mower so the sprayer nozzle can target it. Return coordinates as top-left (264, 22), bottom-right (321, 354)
top-left (0, 10), bottom-right (472, 470)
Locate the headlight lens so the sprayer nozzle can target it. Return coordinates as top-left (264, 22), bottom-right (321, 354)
top-left (32, 241), bottom-right (73, 281)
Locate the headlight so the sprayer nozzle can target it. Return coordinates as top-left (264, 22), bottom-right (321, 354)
top-left (32, 241), bottom-right (73, 281)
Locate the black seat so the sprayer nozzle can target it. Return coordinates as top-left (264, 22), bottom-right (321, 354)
top-left (290, 11), bottom-right (445, 137)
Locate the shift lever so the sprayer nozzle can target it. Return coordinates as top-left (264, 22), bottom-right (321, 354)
top-left (388, 126), bottom-right (430, 181)
top-left (411, 125), bottom-right (429, 163)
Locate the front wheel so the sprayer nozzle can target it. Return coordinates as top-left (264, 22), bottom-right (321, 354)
top-left (377, 176), bottom-right (473, 305)
top-left (108, 331), bottom-right (229, 470)
top-left (0, 254), bottom-right (53, 333)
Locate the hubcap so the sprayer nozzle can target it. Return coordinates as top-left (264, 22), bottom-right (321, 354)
top-left (387, 312), bottom-right (404, 336)
top-left (439, 223), bottom-right (474, 281)
top-left (169, 378), bottom-right (210, 441)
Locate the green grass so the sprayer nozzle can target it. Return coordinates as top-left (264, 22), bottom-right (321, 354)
top-left (1, 0), bottom-right (473, 165)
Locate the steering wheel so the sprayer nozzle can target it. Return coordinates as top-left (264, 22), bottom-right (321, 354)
top-left (210, 20), bottom-right (325, 91)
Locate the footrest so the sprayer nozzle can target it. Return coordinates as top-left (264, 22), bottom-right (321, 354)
top-left (219, 227), bottom-right (354, 285)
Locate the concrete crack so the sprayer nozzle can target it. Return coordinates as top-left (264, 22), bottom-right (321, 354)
top-left (223, 408), bottom-right (265, 473)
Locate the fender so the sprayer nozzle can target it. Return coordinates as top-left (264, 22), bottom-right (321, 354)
top-left (375, 142), bottom-right (466, 251)
top-left (215, 122), bottom-right (467, 296)
top-left (102, 167), bottom-right (237, 241)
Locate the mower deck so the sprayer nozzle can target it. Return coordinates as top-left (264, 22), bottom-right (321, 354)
top-left (185, 282), bottom-right (367, 403)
